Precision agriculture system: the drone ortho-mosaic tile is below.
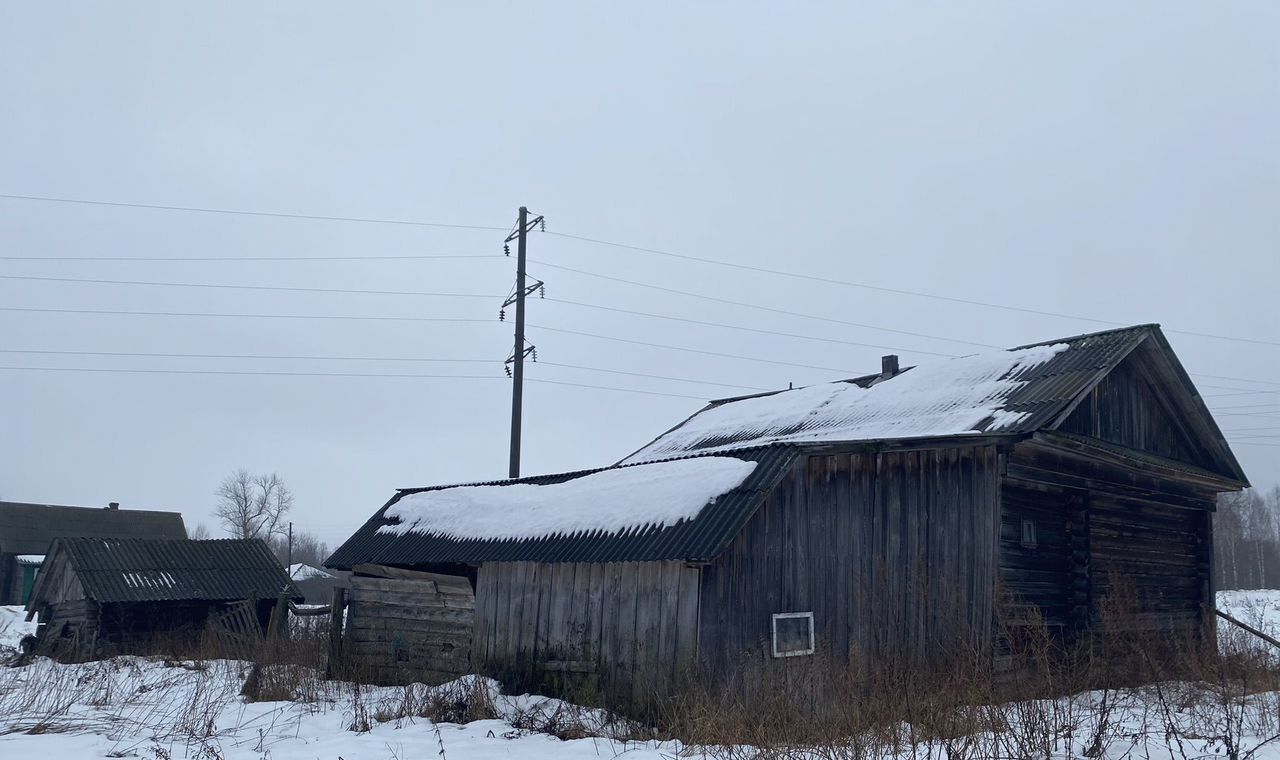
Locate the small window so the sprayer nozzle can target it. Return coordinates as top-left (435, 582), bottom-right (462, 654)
top-left (1021, 518), bottom-right (1038, 548)
top-left (771, 612), bottom-right (815, 658)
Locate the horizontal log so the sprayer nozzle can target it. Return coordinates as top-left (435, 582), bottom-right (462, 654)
top-left (347, 588), bottom-right (474, 609)
top-left (348, 601), bottom-right (474, 624)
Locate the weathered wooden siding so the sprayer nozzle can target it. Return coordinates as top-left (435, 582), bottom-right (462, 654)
top-left (997, 484), bottom-right (1078, 632)
top-left (344, 574), bottom-right (474, 685)
top-left (1059, 352), bottom-right (1207, 465)
top-left (698, 445), bottom-right (1001, 675)
top-left (1089, 495), bottom-right (1204, 630)
top-left (473, 560), bottom-right (700, 705)
top-left (1006, 438), bottom-right (1216, 635)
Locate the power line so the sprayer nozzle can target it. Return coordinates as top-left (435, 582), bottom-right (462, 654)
top-left (544, 230), bottom-right (1280, 349)
top-left (544, 297), bottom-right (957, 357)
top-left (0, 305), bottom-right (500, 324)
top-left (0, 348), bottom-right (763, 392)
top-left (0, 273), bottom-right (500, 299)
top-left (0, 193), bottom-right (509, 231)
top-left (0, 364), bottom-right (708, 400)
top-left (539, 361), bottom-right (768, 391)
top-left (0, 253), bottom-right (505, 262)
top-left (1194, 373), bottom-right (1280, 388)
top-left (528, 323), bottom-right (854, 374)
top-left (531, 258), bottom-right (1000, 350)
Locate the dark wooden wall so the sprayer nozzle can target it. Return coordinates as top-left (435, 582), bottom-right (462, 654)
top-left (998, 483), bottom-right (1080, 632)
top-left (698, 445), bottom-right (1001, 676)
top-left (1006, 438), bottom-right (1216, 636)
top-left (1059, 350), bottom-right (1209, 467)
top-left (344, 574), bottom-right (474, 685)
top-left (473, 560), bottom-right (699, 706)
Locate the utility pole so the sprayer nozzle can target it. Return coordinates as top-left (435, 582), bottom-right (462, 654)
top-left (503, 206), bottom-right (544, 479)
top-left (287, 521), bottom-right (293, 568)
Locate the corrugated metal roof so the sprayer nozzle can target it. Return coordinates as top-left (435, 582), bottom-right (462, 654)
top-left (623, 325), bottom-right (1153, 463)
top-left (0, 502), bottom-right (186, 556)
top-left (45, 538), bottom-right (299, 603)
top-left (327, 324), bottom-right (1241, 570)
top-left (325, 445), bottom-right (798, 569)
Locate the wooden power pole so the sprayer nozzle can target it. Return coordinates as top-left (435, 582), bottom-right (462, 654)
top-left (504, 206), bottom-right (544, 479)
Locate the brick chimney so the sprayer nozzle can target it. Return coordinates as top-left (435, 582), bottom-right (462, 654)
top-left (880, 354), bottom-right (900, 379)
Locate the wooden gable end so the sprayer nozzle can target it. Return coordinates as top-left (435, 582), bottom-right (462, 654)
top-left (1054, 334), bottom-right (1243, 482)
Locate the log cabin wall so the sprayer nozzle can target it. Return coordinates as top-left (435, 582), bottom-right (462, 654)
top-left (1005, 439), bottom-right (1217, 637)
top-left (997, 483), bottom-right (1081, 634)
top-left (697, 444), bottom-right (1001, 678)
top-left (472, 559), bottom-right (700, 707)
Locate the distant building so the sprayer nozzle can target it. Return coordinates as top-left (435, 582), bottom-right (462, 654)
top-left (288, 562), bottom-right (337, 603)
top-left (25, 537), bottom-right (300, 659)
top-left (0, 501), bottom-right (186, 605)
top-left (328, 325), bottom-right (1248, 708)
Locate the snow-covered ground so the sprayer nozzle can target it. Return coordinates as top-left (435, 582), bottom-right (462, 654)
top-left (0, 605), bottom-right (35, 650)
top-left (4, 592), bottom-right (1280, 759)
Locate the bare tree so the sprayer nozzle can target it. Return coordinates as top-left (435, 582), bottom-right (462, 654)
top-left (187, 523), bottom-right (212, 540)
top-left (214, 469), bottom-right (293, 540)
top-left (268, 530), bottom-right (330, 568)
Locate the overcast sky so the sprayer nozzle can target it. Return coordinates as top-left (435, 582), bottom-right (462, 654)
top-left (2, 3), bottom-right (1277, 549)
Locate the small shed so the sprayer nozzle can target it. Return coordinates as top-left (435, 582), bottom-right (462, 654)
top-left (26, 537), bottom-right (300, 658)
top-left (288, 563), bottom-right (337, 604)
top-left (0, 501), bottom-right (186, 605)
top-left (328, 325), bottom-right (1248, 707)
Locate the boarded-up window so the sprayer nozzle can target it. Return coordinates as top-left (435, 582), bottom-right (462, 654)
top-left (1021, 518), bottom-right (1038, 548)
top-left (771, 612), bottom-right (814, 657)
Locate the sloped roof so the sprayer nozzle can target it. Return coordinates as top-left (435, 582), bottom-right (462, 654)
top-left (34, 538), bottom-right (299, 604)
top-left (328, 324), bottom-right (1245, 568)
top-left (326, 446), bottom-right (798, 568)
top-left (624, 325), bottom-right (1152, 464)
top-left (0, 502), bottom-right (186, 556)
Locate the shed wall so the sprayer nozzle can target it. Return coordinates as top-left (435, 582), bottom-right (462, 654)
top-left (473, 560), bottom-right (700, 706)
top-left (343, 574), bottom-right (474, 685)
top-left (698, 445), bottom-right (1001, 676)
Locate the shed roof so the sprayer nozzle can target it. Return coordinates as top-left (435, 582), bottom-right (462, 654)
top-left (326, 445), bottom-right (798, 568)
top-left (0, 502), bottom-right (186, 556)
top-left (32, 538), bottom-right (299, 604)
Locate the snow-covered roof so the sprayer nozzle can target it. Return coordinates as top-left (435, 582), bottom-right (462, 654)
top-left (289, 563), bottom-right (335, 581)
top-left (379, 456), bottom-right (758, 542)
top-left (624, 343), bottom-right (1069, 464)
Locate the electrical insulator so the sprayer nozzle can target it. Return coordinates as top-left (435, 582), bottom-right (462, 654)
top-left (499, 309), bottom-right (506, 322)
top-left (531, 348), bottom-right (538, 362)
top-left (505, 365), bottom-right (512, 378)
top-left (503, 244), bottom-right (510, 256)
top-left (539, 218), bottom-right (546, 232)
top-left (539, 284), bottom-right (546, 298)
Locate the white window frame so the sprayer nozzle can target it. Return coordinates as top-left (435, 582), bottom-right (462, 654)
top-left (770, 611), bottom-right (815, 658)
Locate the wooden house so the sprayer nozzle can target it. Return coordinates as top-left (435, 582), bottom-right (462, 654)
top-left (25, 537), bottom-right (300, 658)
top-left (0, 501), bottom-right (186, 605)
top-left (327, 325), bottom-right (1248, 703)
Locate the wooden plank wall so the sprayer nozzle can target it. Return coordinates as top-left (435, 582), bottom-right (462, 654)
top-left (1089, 494), bottom-right (1204, 631)
top-left (1007, 441), bottom-right (1217, 636)
top-left (343, 575), bottom-right (474, 685)
top-left (698, 445), bottom-right (1001, 677)
top-left (1058, 350), bottom-right (1207, 466)
top-left (473, 560), bottom-right (699, 707)
top-left (997, 484), bottom-right (1077, 630)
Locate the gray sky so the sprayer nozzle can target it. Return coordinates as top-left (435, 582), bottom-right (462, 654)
top-left (2, 3), bottom-right (1277, 549)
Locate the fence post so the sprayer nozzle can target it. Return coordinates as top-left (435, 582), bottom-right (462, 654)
top-left (327, 586), bottom-right (346, 678)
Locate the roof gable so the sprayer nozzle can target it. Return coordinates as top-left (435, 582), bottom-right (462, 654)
top-left (31, 538), bottom-right (299, 604)
top-left (0, 502), bottom-right (186, 555)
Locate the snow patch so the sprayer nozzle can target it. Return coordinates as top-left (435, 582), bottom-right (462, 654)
top-left (625, 343), bottom-right (1068, 463)
top-left (289, 563), bottom-right (334, 581)
top-left (380, 456), bottom-right (758, 541)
